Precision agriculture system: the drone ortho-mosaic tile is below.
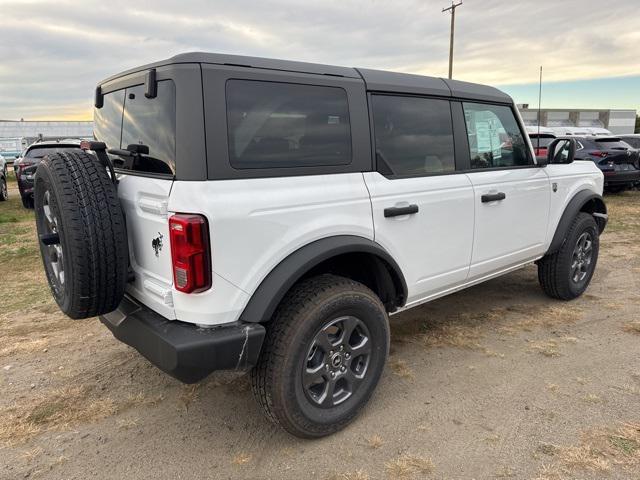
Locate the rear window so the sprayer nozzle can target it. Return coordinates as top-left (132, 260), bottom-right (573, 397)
top-left (594, 138), bottom-right (631, 150)
top-left (94, 90), bottom-right (125, 152)
top-left (621, 137), bottom-right (640, 149)
top-left (94, 80), bottom-right (176, 176)
top-left (226, 80), bottom-right (351, 169)
top-left (25, 145), bottom-right (79, 158)
top-left (121, 81), bottom-right (176, 175)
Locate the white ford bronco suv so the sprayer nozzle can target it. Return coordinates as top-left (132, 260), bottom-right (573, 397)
top-left (34, 52), bottom-right (607, 438)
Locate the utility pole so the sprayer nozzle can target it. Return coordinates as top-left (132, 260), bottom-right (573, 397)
top-left (442, 1), bottom-right (463, 79)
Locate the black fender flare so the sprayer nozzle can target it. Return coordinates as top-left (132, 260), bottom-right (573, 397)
top-left (546, 190), bottom-right (607, 255)
top-left (239, 235), bottom-right (407, 323)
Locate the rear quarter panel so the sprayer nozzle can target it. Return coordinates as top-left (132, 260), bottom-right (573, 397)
top-left (169, 173), bottom-right (373, 325)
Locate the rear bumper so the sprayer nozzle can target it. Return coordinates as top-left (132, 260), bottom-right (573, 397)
top-left (100, 296), bottom-right (265, 383)
top-left (602, 170), bottom-right (640, 186)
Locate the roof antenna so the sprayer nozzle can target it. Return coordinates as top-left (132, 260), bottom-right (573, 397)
top-left (537, 66), bottom-right (543, 152)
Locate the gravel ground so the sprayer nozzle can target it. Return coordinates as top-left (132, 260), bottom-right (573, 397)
top-left (1, 175), bottom-right (639, 480)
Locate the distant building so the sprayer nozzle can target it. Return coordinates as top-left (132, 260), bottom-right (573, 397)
top-left (517, 107), bottom-right (636, 135)
top-left (0, 120), bottom-right (93, 144)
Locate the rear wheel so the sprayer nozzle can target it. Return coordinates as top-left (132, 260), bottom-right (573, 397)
top-left (21, 195), bottom-right (33, 209)
top-left (251, 274), bottom-right (389, 438)
top-left (538, 212), bottom-right (599, 300)
top-left (34, 151), bottom-right (129, 319)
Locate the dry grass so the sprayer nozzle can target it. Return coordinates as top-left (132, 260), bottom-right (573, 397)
top-left (327, 470), bottom-right (370, 480)
top-left (623, 321), bottom-right (640, 334)
top-left (389, 358), bottom-right (414, 379)
top-left (494, 465), bottom-right (516, 477)
top-left (0, 337), bottom-right (49, 357)
top-left (534, 422), bottom-right (640, 478)
top-left (385, 453), bottom-right (434, 478)
top-left (231, 452), bottom-right (252, 465)
top-left (605, 191), bottom-right (640, 232)
top-left (499, 304), bottom-right (583, 334)
top-left (0, 386), bottom-right (117, 447)
top-left (366, 434), bottom-right (384, 449)
top-left (528, 340), bottom-right (561, 357)
top-left (583, 393), bottom-right (603, 404)
top-left (179, 384), bottom-right (200, 411)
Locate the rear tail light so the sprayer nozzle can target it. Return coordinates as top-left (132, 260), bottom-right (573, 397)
top-left (169, 214), bottom-right (211, 293)
top-left (589, 150), bottom-right (608, 158)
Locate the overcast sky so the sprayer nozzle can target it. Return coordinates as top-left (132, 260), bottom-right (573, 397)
top-left (1, 0), bottom-right (639, 120)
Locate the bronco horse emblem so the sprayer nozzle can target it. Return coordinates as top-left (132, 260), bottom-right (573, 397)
top-left (152, 233), bottom-right (163, 257)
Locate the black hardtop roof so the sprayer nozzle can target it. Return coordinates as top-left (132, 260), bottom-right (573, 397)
top-left (100, 51), bottom-right (512, 104)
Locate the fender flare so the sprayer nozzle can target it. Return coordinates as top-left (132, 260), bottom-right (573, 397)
top-left (239, 235), bottom-right (408, 323)
top-left (546, 190), bottom-right (607, 255)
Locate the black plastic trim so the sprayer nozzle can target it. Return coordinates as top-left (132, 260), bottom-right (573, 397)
top-left (239, 235), bottom-right (408, 323)
top-left (100, 296), bottom-right (265, 383)
top-left (546, 190), bottom-right (607, 255)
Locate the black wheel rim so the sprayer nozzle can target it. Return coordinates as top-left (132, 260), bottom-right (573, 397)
top-left (571, 231), bottom-right (593, 284)
top-left (38, 190), bottom-right (65, 295)
top-left (302, 316), bottom-right (372, 408)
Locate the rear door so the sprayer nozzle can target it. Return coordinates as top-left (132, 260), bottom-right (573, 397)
top-left (364, 94), bottom-right (474, 305)
top-left (94, 65), bottom-right (204, 319)
top-left (460, 102), bottom-right (550, 280)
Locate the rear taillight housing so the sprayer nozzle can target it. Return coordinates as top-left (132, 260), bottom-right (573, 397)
top-left (169, 214), bottom-right (211, 293)
top-left (589, 150), bottom-right (608, 158)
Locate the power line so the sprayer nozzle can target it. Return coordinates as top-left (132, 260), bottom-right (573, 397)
top-left (442, 1), bottom-right (463, 79)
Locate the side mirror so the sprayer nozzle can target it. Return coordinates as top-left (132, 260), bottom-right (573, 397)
top-left (547, 138), bottom-right (576, 165)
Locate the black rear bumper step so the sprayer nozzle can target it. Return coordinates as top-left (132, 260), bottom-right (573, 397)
top-left (100, 296), bottom-right (265, 383)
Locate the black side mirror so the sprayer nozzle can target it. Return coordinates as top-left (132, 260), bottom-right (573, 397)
top-left (547, 138), bottom-right (576, 165)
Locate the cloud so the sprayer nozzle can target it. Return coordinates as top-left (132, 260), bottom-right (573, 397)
top-left (0, 0), bottom-right (638, 119)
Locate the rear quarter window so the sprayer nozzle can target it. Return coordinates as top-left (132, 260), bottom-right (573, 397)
top-left (225, 80), bottom-right (352, 169)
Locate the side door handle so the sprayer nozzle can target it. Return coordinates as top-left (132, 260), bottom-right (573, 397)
top-left (481, 192), bottom-right (506, 203)
top-left (384, 204), bottom-right (419, 218)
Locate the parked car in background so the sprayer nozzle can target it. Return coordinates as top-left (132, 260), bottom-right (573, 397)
top-left (570, 136), bottom-right (640, 193)
top-left (529, 132), bottom-right (556, 158)
top-left (0, 137), bottom-right (26, 162)
top-left (14, 139), bottom-right (82, 208)
top-left (0, 154), bottom-right (8, 201)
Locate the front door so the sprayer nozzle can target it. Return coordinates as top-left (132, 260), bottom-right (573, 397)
top-left (364, 94), bottom-right (474, 306)
top-left (460, 102), bottom-right (550, 280)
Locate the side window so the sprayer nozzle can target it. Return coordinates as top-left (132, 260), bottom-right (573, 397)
top-left (463, 103), bottom-right (532, 169)
top-left (94, 89), bottom-right (124, 150)
top-left (226, 80), bottom-right (351, 169)
top-left (371, 95), bottom-right (455, 177)
top-left (120, 80), bottom-right (176, 175)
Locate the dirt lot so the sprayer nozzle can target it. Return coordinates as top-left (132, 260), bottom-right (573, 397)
top-left (1, 171), bottom-right (639, 480)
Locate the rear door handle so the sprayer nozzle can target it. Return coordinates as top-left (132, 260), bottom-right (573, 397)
top-left (384, 204), bottom-right (419, 218)
top-left (481, 192), bottom-right (506, 203)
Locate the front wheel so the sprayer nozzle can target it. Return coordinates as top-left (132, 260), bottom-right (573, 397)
top-left (251, 274), bottom-right (389, 438)
top-left (538, 212), bottom-right (599, 300)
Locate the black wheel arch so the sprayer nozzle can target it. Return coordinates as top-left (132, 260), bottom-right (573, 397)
top-left (546, 190), bottom-right (607, 255)
top-left (239, 235), bottom-right (407, 323)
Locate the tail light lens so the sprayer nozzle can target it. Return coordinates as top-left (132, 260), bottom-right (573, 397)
top-left (169, 214), bottom-right (211, 293)
top-left (589, 150), bottom-right (608, 158)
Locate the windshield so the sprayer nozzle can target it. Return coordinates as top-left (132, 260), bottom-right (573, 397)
top-left (25, 145), bottom-right (79, 158)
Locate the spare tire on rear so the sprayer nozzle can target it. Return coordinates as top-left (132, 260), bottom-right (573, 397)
top-left (34, 151), bottom-right (129, 319)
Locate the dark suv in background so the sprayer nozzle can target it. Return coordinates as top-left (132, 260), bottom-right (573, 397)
top-left (569, 136), bottom-right (639, 193)
top-left (14, 140), bottom-right (82, 208)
